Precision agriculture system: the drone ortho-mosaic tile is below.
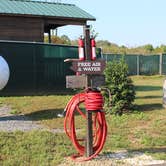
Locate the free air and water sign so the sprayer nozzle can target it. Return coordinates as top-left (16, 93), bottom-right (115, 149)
top-left (71, 60), bottom-right (106, 75)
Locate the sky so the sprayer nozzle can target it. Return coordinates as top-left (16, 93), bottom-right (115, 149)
top-left (57, 0), bottom-right (166, 47)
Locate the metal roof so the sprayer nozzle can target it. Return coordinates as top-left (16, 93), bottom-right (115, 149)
top-left (0, 0), bottom-right (95, 20)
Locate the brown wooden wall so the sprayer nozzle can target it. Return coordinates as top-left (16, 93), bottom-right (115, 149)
top-left (0, 16), bottom-right (44, 42)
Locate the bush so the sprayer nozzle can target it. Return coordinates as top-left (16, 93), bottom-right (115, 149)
top-left (104, 58), bottom-right (135, 115)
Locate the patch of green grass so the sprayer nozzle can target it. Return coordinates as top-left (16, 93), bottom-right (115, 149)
top-left (10, 109), bottom-right (21, 115)
top-left (149, 152), bottom-right (166, 160)
top-left (131, 111), bottom-right (149, 120)
top-left (0, 131), bottom-right (74, 166)
top-left (0, 75), bottom-right (166, 162)
top-left (104, 133), bottom-right (131, 151)
top-left (141, 135), bottom-right (166, 147)
top-left (134, 130), bottom-right (146, 139)
top-left (108, 114), bottom-right (129, 128)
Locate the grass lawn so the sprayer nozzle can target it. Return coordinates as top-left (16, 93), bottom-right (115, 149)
top-left (0, 75), bottom-right (166, 165)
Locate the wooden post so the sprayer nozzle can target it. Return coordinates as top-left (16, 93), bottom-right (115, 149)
top-left (84, 25), bottom-right (93, 157)
top-left (84, 25), bottom-right (91, 61)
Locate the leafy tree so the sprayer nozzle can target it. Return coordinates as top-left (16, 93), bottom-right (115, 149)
top-left (44, 34), bottom-right (166, 54)
top-left (160, 45), bottom-right (166, 53)
top-left (97, 40), bottom-right (112, 47)
top-left (61, 35), bottom-right (71, 45)
top-left (44, 35), bottom-right (71, 45)
top-left (104, 58), bottom-right (135, 115)
top-left (144, 44), bottom-right (154, 52)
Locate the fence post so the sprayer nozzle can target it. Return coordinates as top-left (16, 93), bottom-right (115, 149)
top-left (106, 54), bottom-right (108, 62)
top-left (100, 47), bottom-right (104, 59)
top-left (137, 55), bottom-right (140, 75)
top-left (159, 53), bottom-right (163, 75)
top-left (163, 79), bottom-right (166, 108)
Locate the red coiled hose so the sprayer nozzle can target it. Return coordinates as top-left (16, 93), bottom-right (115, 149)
top-left (64, 89), bottom-right (107, 161)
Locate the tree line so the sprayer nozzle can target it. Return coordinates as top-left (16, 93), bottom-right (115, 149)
top-left (45, 35), bottom-right (166, 54)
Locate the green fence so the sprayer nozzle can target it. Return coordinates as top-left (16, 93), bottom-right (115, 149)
top-left (139, 55), bottom-right (160, 75)
top-left (102, 54), bottom-right (166, 75)
top-left (1, 40), bottom-right (165, 95)
top-left (0, 41), bottom-right (101, 94)
top-left (162, 54), bottom-right (166, 75)
top-left (103, 54), bottom-right (138, 75)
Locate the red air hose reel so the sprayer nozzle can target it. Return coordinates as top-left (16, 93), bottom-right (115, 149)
top-left (64, 89), bottom-right (107, 161)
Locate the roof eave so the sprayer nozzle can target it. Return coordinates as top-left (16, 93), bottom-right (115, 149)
top-left (0, 13), bottom-right (96, 21)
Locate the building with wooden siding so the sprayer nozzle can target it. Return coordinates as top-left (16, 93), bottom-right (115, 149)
top-left (0, 0), bottom-right (96, 94)
top-left (0, 0), bottom-right (95, 42)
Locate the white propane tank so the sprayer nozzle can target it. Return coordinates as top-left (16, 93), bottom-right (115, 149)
top-left (163, 79), bottom-right (166, 108)
top-left (0, 56), bottom-right (10, 90)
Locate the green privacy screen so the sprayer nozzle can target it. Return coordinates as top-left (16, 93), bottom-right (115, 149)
top-left (1, 40), bottom-right (165, 95)
top-left (102, 54), bottom-right (162, 75)
top-left (139, 55), bottom-right (159, 75)
top-left (162, 54), bottom-right (166, 75)
top-left (102, 54), bottom-right (137, 75)
top-left (0, 41), bottom-right (101, 94)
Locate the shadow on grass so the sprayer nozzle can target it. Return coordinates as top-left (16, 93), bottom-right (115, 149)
top-left (0, 88), bottom-right (75, 97)
top-left (0, 108), bottom-right (85, 122)
top-left (135, 103), bottom-right (163, 112)
top-left (25, 109), bottom-right (65, 121)
top-left (136, 95), bottom-right (162, 99)
top-left (135, 85), bottom-right (162, 91)
top-left (103, 147), bottom-right (166, 159)
top-left (0, 109), bottom-right (65, 122)
top-left (128, 147), bottom-right (166, 154)
top-left (0, 114), bottom-right (29, 121)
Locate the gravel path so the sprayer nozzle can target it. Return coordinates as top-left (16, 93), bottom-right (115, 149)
top-left (0, 105), bottom-right (76, 133)
top-left (0, 105), bottom-right (65, 133)
top-left (59, 151), bottom-right (166, 166)
top-left (0, 105), bottom-right (46, 132)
